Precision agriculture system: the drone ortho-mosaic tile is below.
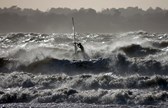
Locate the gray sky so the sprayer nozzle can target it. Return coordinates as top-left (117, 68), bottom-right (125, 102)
top-left (0, 0), bottom-right (168, 11)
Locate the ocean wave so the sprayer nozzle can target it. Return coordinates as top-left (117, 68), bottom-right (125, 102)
top-left (0, 72), bottom-right (168, 104)
top-left (119, 44), bottom-right (160, 57)
top-left (0, 72), bottom-right (168, 90)
top-left (1, 88), bottom-right (168, 104)
top-left (152, 41), bottom-right (168, 48)
top-left (1, 52), bottom-right (168, 75)
top-left (19, 57), bottom-right (111, 74)
top-left (1, 31), bottom-right (168, 105)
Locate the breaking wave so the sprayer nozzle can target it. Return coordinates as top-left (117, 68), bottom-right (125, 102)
top-left (1, 53), bottom-right (168, 75)
top-left (119, 44), bottom-right (160, 57)
top-left (0, 72), bottom-right (168, 104)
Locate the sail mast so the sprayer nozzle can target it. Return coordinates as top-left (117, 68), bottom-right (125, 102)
top-left (72, 17), bottom-right (75, 42)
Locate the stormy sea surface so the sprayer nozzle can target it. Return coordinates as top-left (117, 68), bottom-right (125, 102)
top-left (1, 31), bottom-right (168, 107)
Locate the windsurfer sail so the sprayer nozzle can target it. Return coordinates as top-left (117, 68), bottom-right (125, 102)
top-left (72, 17), bottom-right (77, 54)
top-left (72, 17), bottom-right (90, 60)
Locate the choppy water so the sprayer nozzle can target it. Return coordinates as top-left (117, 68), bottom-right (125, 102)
top-left (0, 31), bottom-right (168, 107)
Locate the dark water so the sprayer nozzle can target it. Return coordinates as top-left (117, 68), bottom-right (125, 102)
top-left (0, 31), bottom-right (168, 107)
